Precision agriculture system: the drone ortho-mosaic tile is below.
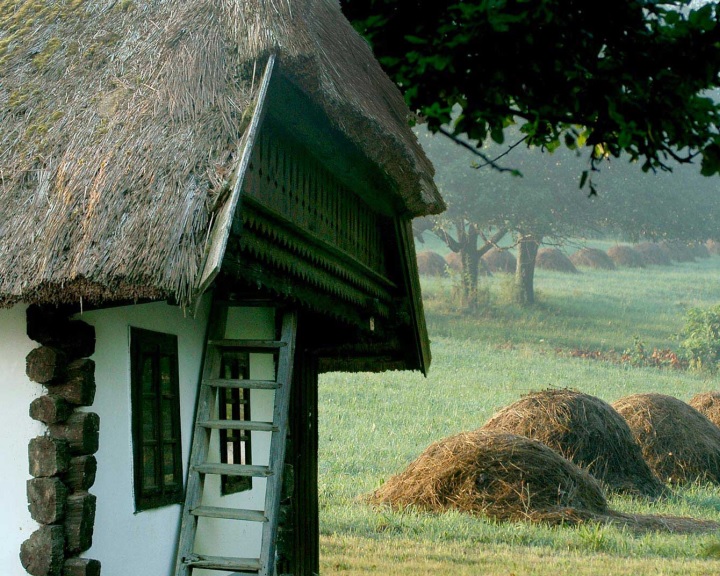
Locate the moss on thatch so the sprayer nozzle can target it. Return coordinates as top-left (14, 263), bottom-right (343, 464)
top-left (613, 393), bottom-right (720, 485)
top-left (633, 242), bottom-right (672, 266)
top-left (0, 0), bottom-right (442, 307)
top-left (607, 245), bottom-right (645, 268)
top-left (569, 248), bottom-right (616, 270)
top-left (535, 248), bottom-right (578, 273)
top-left (369, 430), bottom-right (608, 524)
top-left (482, 248), bottom-right (515, 274)
top-left (689, 392), bottom-right (720, 428)
top-left (482, 389), bottom-right (666, 497)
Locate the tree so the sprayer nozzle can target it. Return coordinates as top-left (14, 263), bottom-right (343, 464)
top-left (341, 1), bottom-right (720, 183)
top-left (417, 127), bottom-right (720, 307)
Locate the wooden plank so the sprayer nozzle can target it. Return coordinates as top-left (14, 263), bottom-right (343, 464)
top-left (204, 378), bottom-right (279, 390)
top-left (190, 506), bottom-right (267, 522)
top-left (196, 420), bottom-right (277, 432)
top-left (193, 463), bottom-right (272, 477)
top-left (194, 54), bottom-right (276, 300)
top-left (185, 555), bottom-right (261, 572)
top-left (208, 339), bottom-right (286, 350)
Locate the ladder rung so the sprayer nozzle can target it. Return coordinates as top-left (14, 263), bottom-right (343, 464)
top-left (193, 463), bottom-right (272, 477)
top-left (197, 420), bottom-right (277, 432)
top-left (204, 378), bottom-right (280, 390)
top-left (190, 506), bottom-right (268, 522)
top-left (209, 338), bottom-right (286, 350)
top-left (183, 554), bottom-right (261, 572)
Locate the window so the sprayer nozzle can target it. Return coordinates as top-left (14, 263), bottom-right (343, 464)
top-left (219, 351), bottom-right (252, 495)
top-left (131, 328), bottom-right (183, 511)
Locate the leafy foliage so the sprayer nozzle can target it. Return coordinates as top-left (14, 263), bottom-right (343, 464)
top-left (342, 0), bottom-right (720, 177)
top-left (679, 304), bottom-right (720, 372)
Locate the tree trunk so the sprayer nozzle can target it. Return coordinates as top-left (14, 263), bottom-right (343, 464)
top-left (459, 225), bottom-right (480, 311)
top-left (514, 235), bottom-right (541, 305)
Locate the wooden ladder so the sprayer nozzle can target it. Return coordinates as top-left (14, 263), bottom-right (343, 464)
top-left (174, 304), bottom-right (297, 576)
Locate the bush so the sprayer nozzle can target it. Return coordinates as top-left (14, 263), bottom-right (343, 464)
top-left (679, 305), bottom-right (720, 373)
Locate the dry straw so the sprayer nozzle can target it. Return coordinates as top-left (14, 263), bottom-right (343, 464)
top-left (613, 393), bottom-right (720, 485)
top-left (482, 389), bottom-right (666, 498)
top-left (535, 248), bottom-right (578, 273)
top-left (569, 248), bottom-right (616, 270)
top-left (689, 391), bottom-right (720, 429)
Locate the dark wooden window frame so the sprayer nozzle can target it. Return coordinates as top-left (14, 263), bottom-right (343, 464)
top-left (130, 328), bottom-right (184, 511)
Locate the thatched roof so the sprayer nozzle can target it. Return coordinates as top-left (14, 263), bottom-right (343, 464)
top-left (0, 0), bottom-right (443, 307)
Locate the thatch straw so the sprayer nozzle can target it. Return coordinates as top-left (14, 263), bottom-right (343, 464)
top-left (369, 430), bottom-right (608, 524)
top-left (613, 393), bottom-right (720, 485)
top-left (633, 242), bottom-right (672, 266)
top-left (535, 248), bottom-right (578, 273)
top-left (689, 392), bottom-right (720, 428)
top-left (416, 251), bottom-right (448, 277)
top-left (607, 245), bottom-right (645, 268)
top-left (482, 248), bottom-right (516, 274)
top-left (569, 248), bottom-right (615, 270)
top-left (0, 0), bottom-right (442, 307)
top-left (482, 389), bottom-right (666, 498)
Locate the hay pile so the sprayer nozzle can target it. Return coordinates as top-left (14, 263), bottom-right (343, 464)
top-left (569, 248), bottom-right (616, 270)
top-left (445, 252), bottom-right (462, 272)
top-left (706, 239), bottom-right (720, 255)
top-left (369, 430), bottom-right (608, 524)
top-left (482, 389), bottom-right (665, 497)
top-left (613, 393), bottom-right (720, 485)
top-left (659, 241), bottom-right (696, 262)
top-left (607, 245), bottom-right (646, 268)
top-left (689, 392), bottom-right (720, 428)
top-left (633, 242), bottom-right (672, 266)
top-left (690, 242), bottom-right (711, 259)
top-left (535, 249), bottom-right (578, 273)
top-left (482, 248), bottom-right (516, 274)
top-left (416, 250), bottom-right (448, 276)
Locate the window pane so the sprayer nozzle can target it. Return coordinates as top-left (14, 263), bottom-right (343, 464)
top-left (159, 355), bottom-right (172, 394)
top-left (143, 447), bottom-right (157, 489)
top-left (142, 356), bottom-right (153, 394)
top-left (163, 445), bottom-right (176, 485)
top-left (162, 399), bottom-right (174, 440)
top-left (143, 398), bottom-right (156, 440)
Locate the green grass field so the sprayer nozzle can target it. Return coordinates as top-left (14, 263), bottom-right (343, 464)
top-left (318, 255), bottom-right (720, 575)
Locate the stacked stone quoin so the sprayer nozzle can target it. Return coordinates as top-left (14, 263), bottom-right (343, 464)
top-left (21, 306), bottom-right (101, 576)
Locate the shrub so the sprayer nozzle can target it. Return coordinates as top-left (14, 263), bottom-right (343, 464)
top-left (679, 305), bottom-right (720, 373)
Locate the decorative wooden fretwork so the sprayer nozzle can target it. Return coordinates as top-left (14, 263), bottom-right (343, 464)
top-left (243, 125), bottom-right (388, 278)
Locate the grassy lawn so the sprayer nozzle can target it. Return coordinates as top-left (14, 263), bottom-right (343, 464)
top-left (318, 256), bottom-right (720, 575)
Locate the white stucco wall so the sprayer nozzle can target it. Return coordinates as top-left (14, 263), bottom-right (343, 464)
top-left (0, 305), bottom-right (45, 576)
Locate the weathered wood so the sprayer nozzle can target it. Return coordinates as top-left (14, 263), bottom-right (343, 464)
top-left (47, 359), bottom-right (95, 406)
top-left (27, 306), bottom-right (96, 358)
top-left (64, 492), bottom-right (97, 554)
top-left (27, 477), bottom-right (68, 525)
top-left (48, 412), bottom-right (100, 455)
top-left (30, 395), bottom-right (74, 424)
top-left (63, 456), bottom-right (98, 493)
top-left (29, 436), bottom-right (71, 478)
top-left (62, 558), bottom-right (101, 576)
top-left (19, 525), bottom-right (65, 576)
top-left (26, 347), bottom-right (67, 384)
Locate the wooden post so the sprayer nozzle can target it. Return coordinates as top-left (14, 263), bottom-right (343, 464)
top-left (30, 395), bottom-right (74, 424)
top-left (63, 456), bottom-right (98, 492)
top-left (26, 347), bottom-right (67, 384)
top-left (62, 558), bottom-right (101, 576)
top-left (29, 436), bottom-right (71, 478)
top-left (48, 412), bottom-right (100, 455)
top-left (47, 359), bottom-right (96, 406)
top-left (27, 477), bottom-right (68, 524)
top-left (65, 492), bottom-right (97, 554)
top-left (19, 525), bottom-right (65, 576)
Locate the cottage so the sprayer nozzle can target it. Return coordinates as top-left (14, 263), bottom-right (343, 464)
top-left (0, 1), bottom-right (443, 575)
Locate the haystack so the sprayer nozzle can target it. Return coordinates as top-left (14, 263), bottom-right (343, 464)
top-left (633, 242), bottom-right (672, 266)
top-left (482, 389), bottom-right (666, 497)
top-left (369, 430), bottom-right (608, 524)
top-left (416, 251), bottom-right (448, 277)
top-left (706, 239), bottom-right (720, 255)
top-left (607, 245), bottom-right (645, 268)
top-left (482, 248), bottom-right (516, 274)
top-left (690, 242), bottom-right (711, 259)
top-left (613, 393), bottom-right (720, 484)
top-left (689, 392), bottom-right (720, 428)
top-left (445, 251), bottom-right (462, 272)
top-left (569, 248), bottom-right (616, 270)
top-left (659, 241), bottom-right (696, 262)
top-left (535, 248), bottom-right (578, 273)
